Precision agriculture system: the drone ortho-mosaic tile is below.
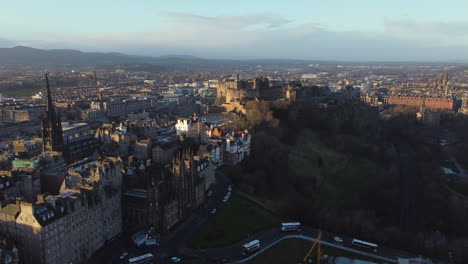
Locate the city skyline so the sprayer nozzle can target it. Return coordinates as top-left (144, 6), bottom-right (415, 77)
top-left (2, 0), bottom-right (468, 61)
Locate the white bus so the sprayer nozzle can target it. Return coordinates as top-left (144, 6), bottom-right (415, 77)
top-left (281, 222), bottom-right (301, 231)
top-left (242, 240), bottom-right (261, 255)
top-left (128, 253), bottom-right (154, 264)
top-left (352, 239), bottom-right (378, 251)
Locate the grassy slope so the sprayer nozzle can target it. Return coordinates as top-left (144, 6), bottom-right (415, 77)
top-left (289, 130), bottom-right (378, 206)
top-left (189, 193), bottom-right (282, 248)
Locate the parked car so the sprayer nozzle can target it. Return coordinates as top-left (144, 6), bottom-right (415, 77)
top-left (171, 257), bottom-right (182, 263)
top-left (119, 252), bottom-right (128, 260)
top-left (334, 236), bottom-right (343, 243)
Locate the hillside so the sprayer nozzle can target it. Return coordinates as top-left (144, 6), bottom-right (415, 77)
top-left (0, 46), bottom-right (157, 66)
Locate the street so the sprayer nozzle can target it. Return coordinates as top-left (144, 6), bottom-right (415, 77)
top-left (91, 171), bottom-right (437, 264)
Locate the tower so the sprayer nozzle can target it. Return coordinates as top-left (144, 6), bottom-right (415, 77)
top-left (41, 74), bottom-right (64, 153)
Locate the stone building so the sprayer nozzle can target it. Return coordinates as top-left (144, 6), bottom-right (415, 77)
top-left (12, 139), bottom-right (42, 158)
top-left (195, 156), bottom-right (215, 191)
top-left (216, 75), bottom-right (269, 104)
top-left (223, 131), bottom-right (251, 166)
top-left (387, 95), bottom-right (454, 111)
top-left (152, 142), bottom-right (179, 165)
top-left (175, 115), bottom-right (215, 144)
top-left (123, 147), bottom-right (209, 233)
top-left (459, 97), bottom-right (468, 115)
top-left (0, 234), bottom-right (19, 264)
top-left (0, 157), bottom-right (123, 264)
top-left (0, 107), bottom-right (43, 124)
top-left (61, 122), bottom-right (97, 163)
top-left (0, 171), bottom-right (25, 203)
top-left (96, 123), bottom-right (136, 156)
top-left (198, 142), bottom-right (224, 169)
top-left (132, 139), bottom-right (152, 160)
top-left (90, 99), bottom-right (149, 118)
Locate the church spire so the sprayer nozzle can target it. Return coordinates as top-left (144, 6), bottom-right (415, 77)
top-left (41, 74), bottom-right (64, 153)
top-left (45, 74), bottom-right (53, 112)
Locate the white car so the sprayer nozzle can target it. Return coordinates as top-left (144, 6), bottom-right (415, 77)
top-left (119, 252), bottom-right (128, 259)
top-left (171, 257), bottom-right (182, 263)
top-left (334, 236), bottom-right (343, 243)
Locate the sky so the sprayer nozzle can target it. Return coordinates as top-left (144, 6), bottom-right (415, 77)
top-left (2, 0), bottom-right (468, 61)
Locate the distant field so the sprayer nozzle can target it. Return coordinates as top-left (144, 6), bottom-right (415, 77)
top-left (189, 193), bottom-right (281, 248)
top-left (248, 238), bottom-right (383, 264)
top-left (1, 87), bottom-right (40, 97)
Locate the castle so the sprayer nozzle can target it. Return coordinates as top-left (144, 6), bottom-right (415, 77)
top-left (216, 74), bottom-right (284, 104)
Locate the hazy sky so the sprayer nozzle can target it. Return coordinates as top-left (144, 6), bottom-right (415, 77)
top-left (2, 0), bottom-right (468, 61)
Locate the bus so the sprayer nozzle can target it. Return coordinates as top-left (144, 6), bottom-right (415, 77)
top-left (128, 253), bottom-right (154, 264)
top-left (280, 222), bottom-right (301, 232)
top-left (352, 239), bottom-right (378, 251)
top-left (242, 240), bottom-right (261, 255)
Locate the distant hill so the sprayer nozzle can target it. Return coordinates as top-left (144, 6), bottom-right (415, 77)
top-left (0, 46), bottom-right (311, 67)
top-left (0, 46), bottom-right (338, 71)
top-left (0, 46), bottom-right (158, 66)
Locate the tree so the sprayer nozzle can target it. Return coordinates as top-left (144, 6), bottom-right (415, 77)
top-left (244, 100), bottom-right (279, 129)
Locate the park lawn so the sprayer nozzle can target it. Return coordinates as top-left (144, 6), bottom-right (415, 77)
top-left (189, 193), bottom-right (281, 249)
top-left (248, 239), bottom-right (383, 264)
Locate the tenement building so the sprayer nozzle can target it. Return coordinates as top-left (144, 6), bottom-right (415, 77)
top-left (123, 146), bottom-right (211, 233)
top-left (0, 157), bottom-right (123, 264)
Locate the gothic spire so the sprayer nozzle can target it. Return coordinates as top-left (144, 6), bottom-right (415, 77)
top-left (41, 73), bottom-right (64, 153)
top-left (45, 74), bottom-right (54, 113)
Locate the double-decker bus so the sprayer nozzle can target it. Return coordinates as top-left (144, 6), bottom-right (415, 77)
top-left (128, 253), bottom-right (154, 264)
top-left (280, 222), bottom-right (301, 231)
top-left (352, 239), bottom-right (378, 251)
top-left (242, 240), bottom-right (261, 255)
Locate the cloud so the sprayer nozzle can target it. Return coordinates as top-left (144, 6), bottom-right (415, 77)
top-left (9, 13), bottom-right (468, 61)
top-left (160, 12), bottom-right (293, 29)
top-left (384, 19), bottom-right (468, 45)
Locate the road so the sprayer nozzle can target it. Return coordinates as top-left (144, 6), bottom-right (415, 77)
top-left (92, 170), bottom-right (437, 264)
top-left (199, 225), bottom-right (427, 264)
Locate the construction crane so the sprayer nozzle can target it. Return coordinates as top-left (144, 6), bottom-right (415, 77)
top-left (303, 231), bottom-right (322, 264)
